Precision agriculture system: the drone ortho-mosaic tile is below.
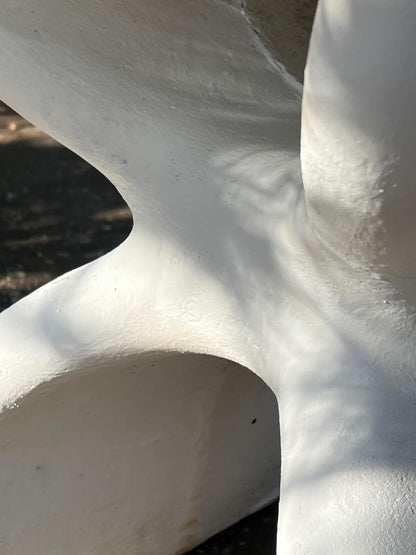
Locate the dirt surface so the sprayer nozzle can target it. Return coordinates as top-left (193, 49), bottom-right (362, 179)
top-left (0, 102), bottom-right (132, 310)
top-left (0, 101), bottom-right (278, 552)
top-left (186, 503), bottom-right (278, 554)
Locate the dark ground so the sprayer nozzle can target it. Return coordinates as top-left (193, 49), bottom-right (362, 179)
top-left (0, 101), bottom-right (278, 553)
top-left (0, 102), bottom-right (132, 310)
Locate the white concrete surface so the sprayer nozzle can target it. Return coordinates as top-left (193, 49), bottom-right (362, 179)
top-left (0, 0), bottom-right (416, 553)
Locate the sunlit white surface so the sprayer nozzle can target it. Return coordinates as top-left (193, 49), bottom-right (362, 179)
top-left (0, 0), bottom-right (416, 553)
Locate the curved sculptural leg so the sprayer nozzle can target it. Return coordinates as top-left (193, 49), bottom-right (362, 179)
top-left (0, 232), bottom-right (282, 555)
top-left (0, 0), bottom-right (298, 552)
top-left (275, 1), bottom-right (416, 553)
top-left (0, 354), bottom-right (279, 554)
top-left (0, 219), bottom-right (282, 554)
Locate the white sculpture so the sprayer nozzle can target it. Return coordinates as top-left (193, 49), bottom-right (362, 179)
top-left (0, 0), bottom-right (415, 553)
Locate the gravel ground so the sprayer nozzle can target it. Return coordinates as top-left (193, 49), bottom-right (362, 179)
top-left (0, 101), bottom-right (278, 553)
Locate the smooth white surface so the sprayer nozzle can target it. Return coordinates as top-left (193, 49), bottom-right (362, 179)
top-left (0, 0), bottom-right (416, 553)
top-left (0, 353), bottom-right (279, 554)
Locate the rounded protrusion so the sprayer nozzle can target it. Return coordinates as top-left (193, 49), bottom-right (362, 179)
top-left (302, 0), bottom-right (416, 282)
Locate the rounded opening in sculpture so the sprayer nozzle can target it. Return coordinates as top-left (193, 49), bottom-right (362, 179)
top-left (0, 351), bottom-right (280, 554)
